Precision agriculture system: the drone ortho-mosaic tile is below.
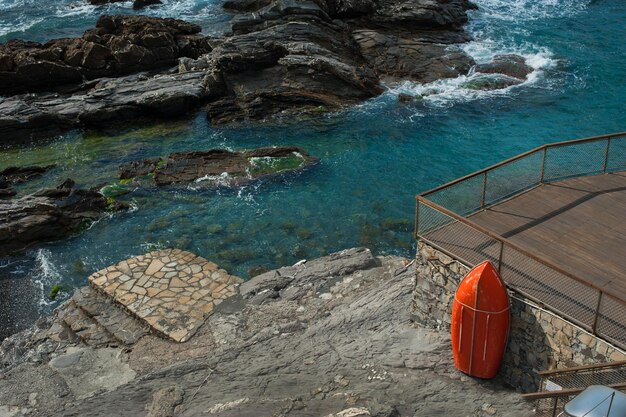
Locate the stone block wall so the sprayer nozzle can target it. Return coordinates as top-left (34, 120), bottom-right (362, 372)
top-left (412, 241), bottom-right (626, 392)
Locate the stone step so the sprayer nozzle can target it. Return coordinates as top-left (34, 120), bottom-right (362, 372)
top-left (57, 300), bottom-right (117, 347)
top-left (71, 286), bottom-right (148, 346)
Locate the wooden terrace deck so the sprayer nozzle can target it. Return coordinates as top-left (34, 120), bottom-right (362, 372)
top-left (469, 172), bottom-right (626, 298)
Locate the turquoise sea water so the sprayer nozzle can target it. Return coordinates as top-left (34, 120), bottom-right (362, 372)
top-left (0, 0), bottom-right (625, 338)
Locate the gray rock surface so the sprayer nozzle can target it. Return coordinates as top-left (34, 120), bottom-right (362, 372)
top-left (48, 347), bottom-right (136, 400)
top-left (0, 248), bottom-right (533, 416)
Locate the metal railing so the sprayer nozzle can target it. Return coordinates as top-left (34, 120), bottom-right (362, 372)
top-left (415, 132), bottom-right (626, 350)
top-left (522, 361), bottom-right (626, 416)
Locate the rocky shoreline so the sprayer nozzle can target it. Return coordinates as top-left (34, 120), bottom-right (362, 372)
top-left (0, 0), bottom-right (504, 145)
top-left (0, 248), bottom-right (533, 416)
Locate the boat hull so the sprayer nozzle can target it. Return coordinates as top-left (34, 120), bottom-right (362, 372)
top-left (451, 260), bottom-right (510, 379)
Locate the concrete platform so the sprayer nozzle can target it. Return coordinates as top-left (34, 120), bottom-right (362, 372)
top-left (88, 249), bottom-right (242, 342)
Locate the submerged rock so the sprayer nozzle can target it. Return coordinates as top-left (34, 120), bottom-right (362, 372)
top-left (132, 0), bottom-right (163, 8)
top-left (0, 165), bottom-right (55, 198)
top-left (0, 179), bottom-right (126, 256)
top-left (463, 74), bottom-right (522, 91)
top-left (0, 165), bottom-right (55, 184)
top-left (117, 146), bottom-right (318, 186)
top-left (475, 54), bottom-right (533, 80)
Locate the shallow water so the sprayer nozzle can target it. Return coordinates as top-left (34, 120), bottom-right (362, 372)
top-left (1, 0), bottom-right (625, 338)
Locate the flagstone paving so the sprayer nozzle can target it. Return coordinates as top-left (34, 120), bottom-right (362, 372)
top-left (88, 249), bottom-right (243, 342)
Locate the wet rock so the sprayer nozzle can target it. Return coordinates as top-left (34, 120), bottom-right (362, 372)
top-left (0, 165), bottom-right (55, 186)
top-left (133, 0), bottom-right (163, 9)
top-left (0, 15), bottom-right (210, 95)
top-left (0, 71), bottom-right (215, 145)
top-left (475, 54), bottom-right (533, 80)
top-left (117, 146), bottom-right (318, 186)
top-left (398, 94), bottom-right (414, 103)
top-left (463, 74), bottom-right (522, 91)
top-left (0, 183), bottom-right (15, 198)
top-left (223, 0), bottom-right (272, 11)
top-left (0, 180), bottom-right (126, 256)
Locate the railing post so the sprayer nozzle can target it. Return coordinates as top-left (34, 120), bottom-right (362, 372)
top-left (551, 397), bottom-right (559, 417)
top-left (498, 240), bottom-right (504, 273)
top-left (592, 291), bottom-right (603, 334)
top-left (414, 197), bottom-right (420, 240)
top-left (603, 137), bottom-right (611, 174)
top-left (480, 172), bottom-right (487, 209)
top-left (540, 146), bottom-right (547, 183)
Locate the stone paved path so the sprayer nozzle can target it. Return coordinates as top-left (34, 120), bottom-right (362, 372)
top-left (89, 249), bottom-right (243, 342)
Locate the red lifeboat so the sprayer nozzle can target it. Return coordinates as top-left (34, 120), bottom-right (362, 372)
top-left (451, 260), bottom-right (510, 379)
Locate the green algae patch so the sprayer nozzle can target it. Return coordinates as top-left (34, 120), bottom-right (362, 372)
top-left (100, 182), bottom-right (131, 199)
top-left (49, 284), bottom-right (65, 300)
top-left (248, 154), bottom-right (306, 176)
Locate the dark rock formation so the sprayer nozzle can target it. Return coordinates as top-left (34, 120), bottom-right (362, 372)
top-left (0, 71), bottom-right (216, 143)
top-left (353, 30), bottom-right (475, 83)
top-left (0, 182), bottom-right (15, 198)
top-left (115, 146), bottom-right (317, 187)
top-left (0, 165), bottom-right (55, 198)
top-left (0, 179), bottom-right (126, 256)
top-left (475, 54), bottom-right (533, 80)
top-left (463, 74), bottom-right (522, 91)
top-left (0, 0), bottom-right (478, 140)
top-left (89, 0), bottom-right (162, 7)
top-left (0, 15), bottom-right (210, 95)
top-left (133, 0), bottom-right (163, 8)
top-left (197, 0), bottom-right (476, 124)
top-left (0, 165), bottom-right (55, 184)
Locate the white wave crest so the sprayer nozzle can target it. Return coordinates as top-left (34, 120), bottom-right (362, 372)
top-left (389, 48), bottom-right (557, 107)
top-left (471, 0), bottom-right (590, 22)
top-left (32, 249), bottom-right (63, 307)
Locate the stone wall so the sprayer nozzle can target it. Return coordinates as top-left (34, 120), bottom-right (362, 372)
top-left (412, 241), bottom-right (626, 392)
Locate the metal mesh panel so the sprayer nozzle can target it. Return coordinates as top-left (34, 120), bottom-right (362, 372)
top-left (499, 245), bottom-right (599, 330)
top-left (417, 201), bottom-right (455, 235)
top-left (419, 208), bottom-right (501, 267)
top-left (543, 139), bottom-right (608, 182)
top-left (534, 396), bottom-right (574, 417)
top-left (543, 365), bottom-right (626, 390)
top-left (533, 364), bottom-right (626, 417)
top-left (606, 135), bottom-right (626, 172)
top-left (597, 293), bottom-right (626, 348)
top-left (427, 174), bottom-right (485, 216)
top-left (484, 150), bottom-right (543, 207)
